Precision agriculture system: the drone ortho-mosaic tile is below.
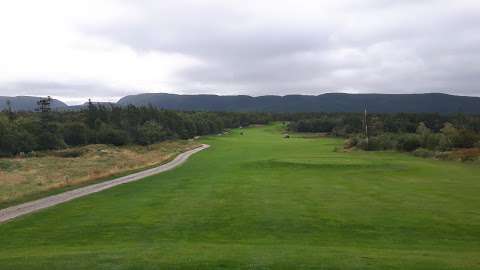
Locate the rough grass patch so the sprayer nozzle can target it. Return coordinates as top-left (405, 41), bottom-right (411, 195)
top-left (0, 160), bottom-right (21, 172)
top-left (52, 149), bottom-right (86, 158)
top-left (451, 148), bottom-right (480, 162)
top-left (0, 140), bottom-right (200, 207)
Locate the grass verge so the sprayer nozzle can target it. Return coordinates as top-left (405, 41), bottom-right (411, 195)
top-left (0, 140), bottom-right (200, 208)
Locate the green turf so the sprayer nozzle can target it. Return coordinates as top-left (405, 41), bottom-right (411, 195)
top-left (1, 125), bottom-right (479, 269)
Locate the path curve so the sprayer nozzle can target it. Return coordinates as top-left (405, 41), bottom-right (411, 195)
top-left (0, 144), bottom-right (210, 224)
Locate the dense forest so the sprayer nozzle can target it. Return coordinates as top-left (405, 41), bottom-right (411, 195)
top-left (0, 99), bottom-right (272, 156)
top-left (1, 97), bottom-right (480, 158)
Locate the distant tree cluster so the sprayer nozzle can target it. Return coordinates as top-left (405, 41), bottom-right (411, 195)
top-left (287, 113), bottom-right (480, 152)
top-left (2, 99), bottom-right (480, 157)
top-left (0, 100), bottom-right (272, 156)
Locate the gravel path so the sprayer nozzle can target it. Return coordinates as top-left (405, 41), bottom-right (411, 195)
top-left (0, 144), bottom-right (209, 224)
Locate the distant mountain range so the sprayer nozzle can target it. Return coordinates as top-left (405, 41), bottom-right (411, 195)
top-left (1, 93), bottom-right (480, 114)
top-left (0, 96), bottom-right (68, 111)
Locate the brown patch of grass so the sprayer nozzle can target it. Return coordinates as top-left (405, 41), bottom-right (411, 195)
top-left (449, 148), bottom-right (480, 162)
top-left (0, 140), bottom-right (200, 207)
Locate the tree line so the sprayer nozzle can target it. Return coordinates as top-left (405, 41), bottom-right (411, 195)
top-left (287, 112), bottom-right (480, 152)
top-left (0, 99), bottom-right (272, 156)
top-left (2, 98), bottom-right (480, 157)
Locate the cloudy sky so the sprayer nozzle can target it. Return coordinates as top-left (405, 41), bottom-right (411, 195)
top-left (1, 0), bottom-right (479, 104)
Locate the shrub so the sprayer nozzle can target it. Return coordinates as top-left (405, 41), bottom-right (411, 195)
top-left (37, 131), bottom-right (66, 151)
top-left (0, 160), bottom-right (20, 171)
top-left (374, 133), bottom-right (398, 150)
top-left (452, 129), bottom-right (479, 148)
top-left (0, 128), bottom-right (38, 155)
top-left (53, 149), bottom-right (85, 158)
top-left (97, 126), bottom-right (130, 146)
top-left (16, 129), bottom-right (38, 153)
top-left (355, 138), bottom-right (369, 150)
top-left (437, 134), bottom-right (452, 151)
top-left (396, 134), bottom-right (421, 152)
top-left (365, 137), bottom-right (382, 151)
top-left (424, 133), bottom-right (441, 150)
top-left (63, 122), bottom-right (88, 146)
top-left (412, 148), bottom-right (436, 158)
top-left (136, 121), bottom-right (167, 145)
top-left (434, 151), bottom-right (450, 160)
top-left (344, 137), bottom-right (358, 149)
top-left (451, 148), bottom-right (480, 162)
top-left (460, 155), bottom-right (477, 162)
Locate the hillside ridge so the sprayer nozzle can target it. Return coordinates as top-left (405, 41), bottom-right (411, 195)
top-left (1, 92), bottom-right (480, 113)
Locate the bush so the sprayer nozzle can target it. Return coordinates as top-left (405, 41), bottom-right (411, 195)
top-left (63, 122), bottom-right (88, 146)
top-left (37, 131), bottom-right (66, 151)
top-left (85, 128), bottom-right (98, 144)
top-left (97, 126), bottom-right (130, 146)
top-left (16, 129), bottom-right (39, 153)
top-left (136, 121), bottom-right (167, 145)
top-left (452, 129), bottom-right (479, 148)
top-left (345, 134), bottom-right (394, 151)
top-left (293, 118), bottom-right (338, 133)
top-left (460, 155), bottom-right (477, 162)
top-left (0, 160), bottom-right (20, 171)
top-left (437, 134), bottom-right (452, 151)
top-left (412, 148), bottom-right (436, 158)
top-left (53, 149), bottom-right (85, 158)
top-left (375, 133), bottom-right (399, 150)
top-left (0, 128), bottom-right (38, 155)
top-left (0, 117), bottom-right (39, 155)
top-left (344, 137), bottom-right (357, 149)
top-left (365, 137), bottom-right (382, 151)
top-left (423, 133), bottom-right (441, 150)
top-left (396, 134), bottom-right (421, 152)
top-left (355, 138), bottom-right (369, 150)
top-left (434, 151), bottom-right (450, 160)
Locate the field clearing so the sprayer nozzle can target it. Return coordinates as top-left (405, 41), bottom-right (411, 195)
top-left (0, 125), bottom-right (479, 269)
top-left (0, 140), bottom-right (199, 208)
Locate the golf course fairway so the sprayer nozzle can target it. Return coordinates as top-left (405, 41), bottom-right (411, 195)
top-left (1, 125), bottom-right (479, 269)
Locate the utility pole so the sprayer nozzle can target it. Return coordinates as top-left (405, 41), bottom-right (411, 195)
top-left (364, 105), bottom-right (369, 149)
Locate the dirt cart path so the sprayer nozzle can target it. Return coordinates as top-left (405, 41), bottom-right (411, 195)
top-left (0, 144), bottom-right (210, 224)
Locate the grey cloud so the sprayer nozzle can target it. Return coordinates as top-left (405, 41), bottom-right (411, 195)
top-left (4, 0), bottom-right (480, 100)
top-left (78, 0), bottom-right (480, 96)
top-left (0, 81), bottom-right (131, 101)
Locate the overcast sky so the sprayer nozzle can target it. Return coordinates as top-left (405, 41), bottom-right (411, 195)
top-left (1, 0), bottom-right (479, 104)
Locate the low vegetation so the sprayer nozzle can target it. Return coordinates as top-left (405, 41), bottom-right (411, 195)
top-left (0, 140), bottom-right (198, 208)
top-left (0, 125), bottom-right (479, 269)
top-left (287, 112), bottom-right (480, 161)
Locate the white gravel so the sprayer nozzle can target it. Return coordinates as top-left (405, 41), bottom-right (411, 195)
top-left (0, 144), bottom-right (209, 224)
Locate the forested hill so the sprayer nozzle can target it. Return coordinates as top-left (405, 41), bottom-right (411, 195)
top-left (117, 93), bottom-right (480, 113)
top-left (0, 96), bottom-right (68, 111)
top-left (2, 93), bottom-right (480, 113)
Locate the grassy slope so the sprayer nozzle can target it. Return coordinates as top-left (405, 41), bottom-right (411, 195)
top-left (0, 125), bottom-right (479, 269)
top-left (0, 141), bottom-right (198, 208)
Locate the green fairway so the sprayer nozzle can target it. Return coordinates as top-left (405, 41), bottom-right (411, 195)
top-left (1, 125), bottom-right (479, 269)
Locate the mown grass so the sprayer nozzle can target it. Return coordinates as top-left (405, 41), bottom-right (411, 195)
top-left (0, 125), bottom-right (479, 269)
top-left (0, 140), bottom-right (199, 208)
